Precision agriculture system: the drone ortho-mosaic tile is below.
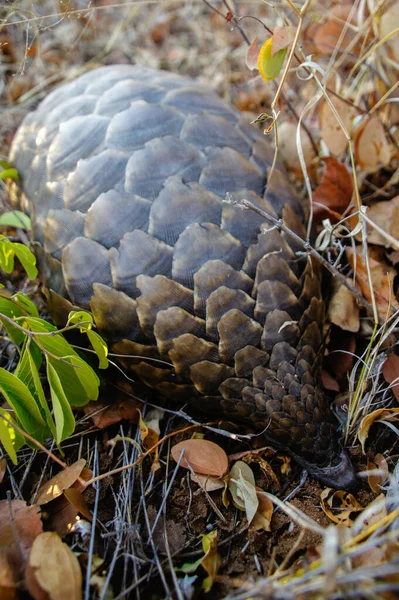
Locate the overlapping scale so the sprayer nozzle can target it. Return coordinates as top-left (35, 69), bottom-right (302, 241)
top-left (9, 65), bottom-right (356, 489)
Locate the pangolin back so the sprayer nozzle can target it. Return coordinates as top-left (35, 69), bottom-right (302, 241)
top-left (9, 65), bottom-right (356, 489)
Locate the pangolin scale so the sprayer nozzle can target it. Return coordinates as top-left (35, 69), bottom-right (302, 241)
top-left (9, 65), bottom-right (356, 489)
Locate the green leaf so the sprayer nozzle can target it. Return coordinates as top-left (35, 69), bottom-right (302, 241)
top-left (0, 408), bottom-right (25, 463)
top-left (0, 211), bottom-right (31, 230)
top-left (258, 38), bottom-right (288, 82)
top-left (0, 237), bottom-right (15, 274)
top-left (87, 330), bottom-right (109, 369)
top-left (0, 368), bottom-right (47, 443)
top-left (12, 292), bottom-right (39, 317)
top-left (63, 355), bottom-right (100, 404)
top-left (46, 360), bottom-right (75, 444)
top-left (0, 168), bottom-right (19, 181)
top-left (15, 344), bottom-right (56, 439)
top-left (11, 243), bottom-right (38, 279)
top-left (68, 310), bottom-right (94, 332)
top-left (0, 294), bottom-right (27, 345)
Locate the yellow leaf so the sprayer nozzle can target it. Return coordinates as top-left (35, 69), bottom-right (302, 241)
top-left (258, 38), bottom-right (287, 82)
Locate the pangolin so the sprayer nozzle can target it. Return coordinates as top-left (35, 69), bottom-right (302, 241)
top-left (9, 65), bottom-right (356, 489)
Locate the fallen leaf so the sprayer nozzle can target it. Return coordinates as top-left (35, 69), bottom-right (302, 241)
top-left (366, 196), bottom-right (399, 248)
top-left (382, 354), bottom-right (399, 401)
top-left (272, 26), bottom-right (293, 55)
top-left (313, 5), bottom-right (362, 57)
top-left (246, 37), bottom-right (260, 71)
top-left (367, 455), bottom-right (389, 493)
top-left (26, 532), bottom-right (82, 600)
top-left (379, 0), bottom-right (399, 62)
top-left (358, 408), bottom-right (399, 453)
top-left (319, 95), bottom-right (353, 156)
top-left (178, 531), bottom-right (221, 593)
top-left (251, 489), bottom-right (273, 532)
top-left (328, 282), bottom-right (359, 332)
top-left (324, 327), bottom-right (356, 389)
top-left (0, 500), bottom-right (43, 586)
top-left (313, 157), bottom-right (353, 223)
top-left (278, 121), bottom-right (317, 176)
top-left (321, 488), bottom-right (363, 526)
top-left (0, 550), bottom-right (17, 600)
top-left (321, 370), bottom-right (340, 392)
top-left (83, 398), bottom-right (140, 429)
top-left (171, 439), bottom-right (228, 478)
top-left (229, 461), bottom-right (259, 524)
top-left (346, 247), bottom-right (399, 315)
top-left (239, 453), bottom-right (280, 488)
top-left (190, 472), bottom-right (226, 492)
top-left (34, 459), bottom-right (86, 505)
top-left (354, 116), bottom-right (392, 173)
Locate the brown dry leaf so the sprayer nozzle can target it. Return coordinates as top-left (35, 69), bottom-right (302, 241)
top-left (239, 453), bottom-right (280, 488)
top-left (26, 532), bottom-right (82, 600)
top-left (358, 408), bottom-right (399, 452)
top-left (171, 439), bottom-right (228, 477)
top-left (321, 370), bottom-right (340, 392)
top-left (246, 37), bottom-right (259, 71)
top-left (272, 26), bottom-right (293, 55)
top-left (46, 498), bottom-right (79, 539)
top-left (367, 454), bottom-right (389, 493)
top-left (366, 196), bottom-right (399, 248)
top-left (190, 472), bottom-right (225, 492)
top-left (0, 499), bottom-right (43, 589)
top-left (278, 121), bottom-right (317, 176)
top-left (354, 116), bottom-right (392, 173)
top-left (0, 499), bottom-right (42, 559)
top-left (328, 282), bottom-right (360, 332)
top-left (83, 398), bottom-right (140, 429)
top-left (313, 157), bottom-right (353, 223)
top-left (34, 459), bottom-right (86, 505)
top-left (0, 457), bottom-right (6, 485)
top-left (320, 488), bottom-right (363, 526)
top-left (0, 550), bottom-right (17, 600)
top-left (319, 96), bottom-right (353, 155)
top-left (251, 489), bottom-right (273, 532)
top-left (313, 5), bottom-right (362, 57)
top-left (379, 1), bottom-right (399, 63)
top-left (382, 354), bottom-right (399, 401)
top-left (346, 247), bottom-right (399, 315)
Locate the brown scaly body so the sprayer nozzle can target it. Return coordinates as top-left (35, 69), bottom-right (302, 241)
top-left (9, 65), bottom-right (356, 489)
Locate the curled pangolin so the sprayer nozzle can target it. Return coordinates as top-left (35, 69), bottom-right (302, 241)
top-left (9, 65), bottom-right (356, 489)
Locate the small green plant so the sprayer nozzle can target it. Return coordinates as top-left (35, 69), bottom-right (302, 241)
top-left (0, 211), bottom-right (108, 463)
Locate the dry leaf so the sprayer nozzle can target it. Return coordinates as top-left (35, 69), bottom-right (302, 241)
top-left (366, 196), bottom-right (399, 248)
top-left (83, 398), bottom-right (140, 429)
top-left (354, 116), bottom-right (392, 173)
top-left (26, 532), bottom-right (82, 600)
top-left (246, 37), bottom-right (260, 71)
top-left (328, 282), bottom-right (359, 332)
top-left (313, 157), bottom-right (353, 223)
top-left (379, 0), bottom-right (399, 62)
top-left (190, 472), bottom-right (225, 491)
top-left (321, 488), bottom-right (363, 526)
top-left (382, 354), bottom-right (399, 401)
top-left (278, 121), bottom-right (317, 175)
top-left (272, 26), bottom-right (293, 55)
top-left (171, 439), bottom-right (228, 477)
top-left (319, 96), bottom-right (353, 155)
top-left (367, 454), bottom-right (389, 493)
top-left (0, 550), bottom-right (17, 600)
top-left (34, 459), bottom-right (86, 505)
top-left (313, 5), bottom-right (362, 57)
top-left (358, 408), bottom-right (399, 452)
top-left (346, 247), bottom-right (399, 315)
top-left (229, 461), bottom-right (259, 524)
top-left (252, 489), bottom-right (273, 531)
top-left (0, 500), bottom-right (43, 590)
